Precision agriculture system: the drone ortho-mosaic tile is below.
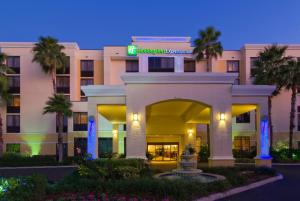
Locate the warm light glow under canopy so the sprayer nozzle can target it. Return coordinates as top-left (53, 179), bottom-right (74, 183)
top-left (219, 113), bottom-right (225, 121)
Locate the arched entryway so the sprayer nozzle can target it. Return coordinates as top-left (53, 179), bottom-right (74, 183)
top-left (145, 99), bottom-right (211, 162)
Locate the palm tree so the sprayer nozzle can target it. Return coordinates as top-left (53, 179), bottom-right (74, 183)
top-left (280, 59), bottom-right (300, 154)
top-left (0, 53), bottom-right (13, 156)
top-left (43, 94), bottom-right (72, 162)
top-left (251, 45), bottom-right (289, 149)
top-left (193, 26), bottom-right (223, 72)
top-left (32, 36), bottom-right (68, 93)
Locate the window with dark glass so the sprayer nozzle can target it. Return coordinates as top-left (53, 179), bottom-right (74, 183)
top-left (227, 60), bottom-right (239, 72)
top-left (74, 138), bottom-right (87, 156)
top-left (126, 60), bottom-right (139, 72)
top-left (184, 60), bottom-right (196, 72)
top-left (56, 76), bottom-right (70, 93)
top-left (80, 78), bottom-right (94, 96)
top-left (6, 56), bottom-right (20, 74)
top-left (236, 112), bottom-right (250, 123)
top-left (297, 106), bottom-right (300, 131)
top-left (250, 57), bottom-right (259, 74)
top-left (148, 57), bottom-right (174, 72)
top-left (234, 136), bottom-right (250, 151)
top-left (80, 60), bottom-right (94, 77)
top-left (6, 115), bottom-right (20, 133)
top-left (8, 76), bottom-right (20, 93)
top-left (56, 115), bottom-right (68, 133)
top-left (56, 56), bottom-right (70, 74)
top-left (73, 112), bottom-right (88, 131)
top-left (6, 143), bottom-right (20, 153)
top-left (7, 95), bottom-right (20, 113)
top-left (98, 138), bottom-right (113, 157)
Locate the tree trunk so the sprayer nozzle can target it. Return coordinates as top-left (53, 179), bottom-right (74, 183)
top-left (0, 113), bottom-right (3, 157)
top-left (57, 113), bottom-right (64, 162)
top-left (289, 86), bottom-right (297, 157)
top-left (268, 96), bottom-right (274, 149)
top-left (52, 70), bottom-right (56, 94)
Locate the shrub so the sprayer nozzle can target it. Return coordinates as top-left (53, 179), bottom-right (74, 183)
top-left (271, 148), bottom-right (300, 162)
top-left (111, 166), bottom-right (140, 180)
top-left (198, 145), bottom-right (209, 162)
top-left (0, 174), bottom-right (47, 201)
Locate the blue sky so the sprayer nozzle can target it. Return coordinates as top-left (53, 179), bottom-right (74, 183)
top-left (1, 0), bottom-right (300, 50)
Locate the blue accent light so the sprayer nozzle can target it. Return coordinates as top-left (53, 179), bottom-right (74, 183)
top-left (87, 115), bottom-right (96, 159)
top-left (259, 116), bottom-right (271, 159)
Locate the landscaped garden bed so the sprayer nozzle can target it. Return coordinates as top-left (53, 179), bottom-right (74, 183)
top-left (0, 156), bottom-right (279, 201)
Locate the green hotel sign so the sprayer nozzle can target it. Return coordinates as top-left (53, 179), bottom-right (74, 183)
top-left (127, 45), bottom-right (192, 56)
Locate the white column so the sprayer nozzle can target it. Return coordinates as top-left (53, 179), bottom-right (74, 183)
top-left (139, 55), bottom-right (148, 73)
top-left (175, 56), bottom-right (184, 72)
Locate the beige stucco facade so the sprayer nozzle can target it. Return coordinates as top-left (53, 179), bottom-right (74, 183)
top-left (0, 36), bottom-right (298, 167)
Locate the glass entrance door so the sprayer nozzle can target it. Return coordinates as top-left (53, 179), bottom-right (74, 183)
top-left (147, 143), bottom-right (179, 161)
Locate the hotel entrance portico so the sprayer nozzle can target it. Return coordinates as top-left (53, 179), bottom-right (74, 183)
top-left (82, 72), bottom-right (275, 167)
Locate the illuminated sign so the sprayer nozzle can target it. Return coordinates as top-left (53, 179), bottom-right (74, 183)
top-left (127, 45), bottom-right (192, 56)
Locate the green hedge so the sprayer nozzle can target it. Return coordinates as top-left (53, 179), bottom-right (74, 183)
top-left (271, 148), bottom-right (300, 163)
top-left (0, 153), bottom-right (75, 167)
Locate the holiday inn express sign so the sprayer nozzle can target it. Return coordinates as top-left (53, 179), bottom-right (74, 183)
top-left (127, 45), bottom-right (192, 56)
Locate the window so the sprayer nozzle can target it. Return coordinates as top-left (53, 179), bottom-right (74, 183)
top-left (148, 57), bottom-right (174, 72)
top-left (126, 60), bottom-right (139, 72)
top-left (56, 115), bottom-right (68, 133)
top-left (80, 60), bottom-right (94, 77)
top-left (56, 56), bottom-right (70, 74)
top-left (6, 143), bottom-right (20, 153)
top-left (7, 95), bottom-right (20, 113)
top-left (8, 76), bottom-right (20, 93)
top-left (56, 76), bottom-right (70, 93)
top-left (73, 112), bottom-right (88, 131)
top-left (184, 60), bottom-right (196, 72)
top-left (297, 106), bottom-right (300, 131)
top-left (227, 60), bottom-right (239, 72)
top-left (250, 57), bottom-right (259, 69)
top-left (80, 78), bottom-right (94, 96)
top-left (234, 136), bottom-right (250, 151)
top-left (74, 138), bottom-right (87, 156)
top-left (6, 56), bottom-right (20, 74)
top-left (6, 115), bottom-right (20, 133)
top-left (236, 112), bottom-right (250, 123)
top-left (98, 138), bottom-right (113, 157)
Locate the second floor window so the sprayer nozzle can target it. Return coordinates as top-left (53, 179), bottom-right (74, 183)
top-left (7, 95), bottom-right (20, 113)
top-left (236, 112), bottom-right (250, 123)
top-left (227, 60), bottom-right (239, 72)
top-left (8, 76), bottom-right (20, 93)
top-left (126, 60), bottom-right (139, 72)
top-left (56, 76), bottom-right (70, 94)
top-left (81, 60), bottom-right (94, 77)
top-left (73, 112), bottom-right (88, 131)
top-left (7, 115), bottom-right (20, 133)
top-left (184, 60), bottom-right (196, 72)
top-left (7, 56), bottom-right (20, 74)
top-left (148, 57), bottom-right (174, 72)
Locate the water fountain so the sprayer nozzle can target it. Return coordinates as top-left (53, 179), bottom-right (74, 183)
top-left (156, 144), bottom-right (225, 183)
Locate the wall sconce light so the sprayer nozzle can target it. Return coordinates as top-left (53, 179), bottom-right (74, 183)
top-left (219, 113), bottom-right (225, 121)
top-left (113, 129), bottom-right (118, 136)
top-left (187, 129), bottom-right (193, 137)
top-left (132, 113), bottom-right (139, 122)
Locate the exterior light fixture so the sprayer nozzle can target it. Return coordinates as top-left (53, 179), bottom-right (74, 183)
top-left (220, 113), bottom-right (225, 121)
top-left (113, 129), bottom-right (118, 137)
top-left (132, 113), bottom-right (139, 121)
top-left (187, 129), bottom-right (193, 136)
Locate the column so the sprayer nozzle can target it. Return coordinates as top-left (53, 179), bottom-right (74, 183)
top-left (126, 107), bottom-right (146, 159)
top-left (112, 124), bottom-right (119, 154)
top-left (208, 104), bottom-right (234, 167)
top-left (87, 103), bottom-right (98, 159)
top-left (175, 56), bottom-right (184, 72)
top-left (139, 55), bottom-right (148, 73)
top-left (255, 105), bottom-right (272, 167)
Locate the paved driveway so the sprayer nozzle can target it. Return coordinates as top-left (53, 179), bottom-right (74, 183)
top-left (219, 165), bottom-right (300, 201)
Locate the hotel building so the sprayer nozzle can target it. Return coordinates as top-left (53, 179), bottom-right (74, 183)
top-left (0, 36), bottom-right (299, 167)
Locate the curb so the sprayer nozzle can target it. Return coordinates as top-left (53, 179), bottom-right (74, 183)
top-left (0, 165), bottom-right (77, 170)
top-left (195, 174), bottom-right (283, 201)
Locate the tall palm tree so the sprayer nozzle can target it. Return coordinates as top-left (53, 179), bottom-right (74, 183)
top-left (0, 53), bottom-right (13, 156)
top-left (280, 59), bottom-right (300, 154)
top-left (32, 36), bottom-right (68, 93)
top-left (43, 94), bottom-right (72, 162)
top-left (251, 45), bottom-right (289, 149)
top-left (193, 26), bottom-right (223, 72)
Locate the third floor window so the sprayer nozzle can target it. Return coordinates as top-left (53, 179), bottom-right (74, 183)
top-left (7, 95), bottom-right (20, 113)
top-left (7, 56), bottom-right (20, 74)
top-left (56, 56), bottom-right (70, 74)
top-left (148, 57), bottom-right (174, 72)
top-left (80, 60), bottom-right (94, 77)
top-left (227, 60), bottom-right (239, 73)
top-left (126, 60), bottom-right (139, 72)
top-left (56, 76), bottom-right (70, 94)
top-left (8, 76), bottom-right (20, 93)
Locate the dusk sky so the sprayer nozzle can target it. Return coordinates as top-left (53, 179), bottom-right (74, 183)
top-left (1, 0), bottom-right (300, 50)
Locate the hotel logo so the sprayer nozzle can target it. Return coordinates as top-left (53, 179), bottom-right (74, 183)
top-left (127, 45), bottom-right (137, 56)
